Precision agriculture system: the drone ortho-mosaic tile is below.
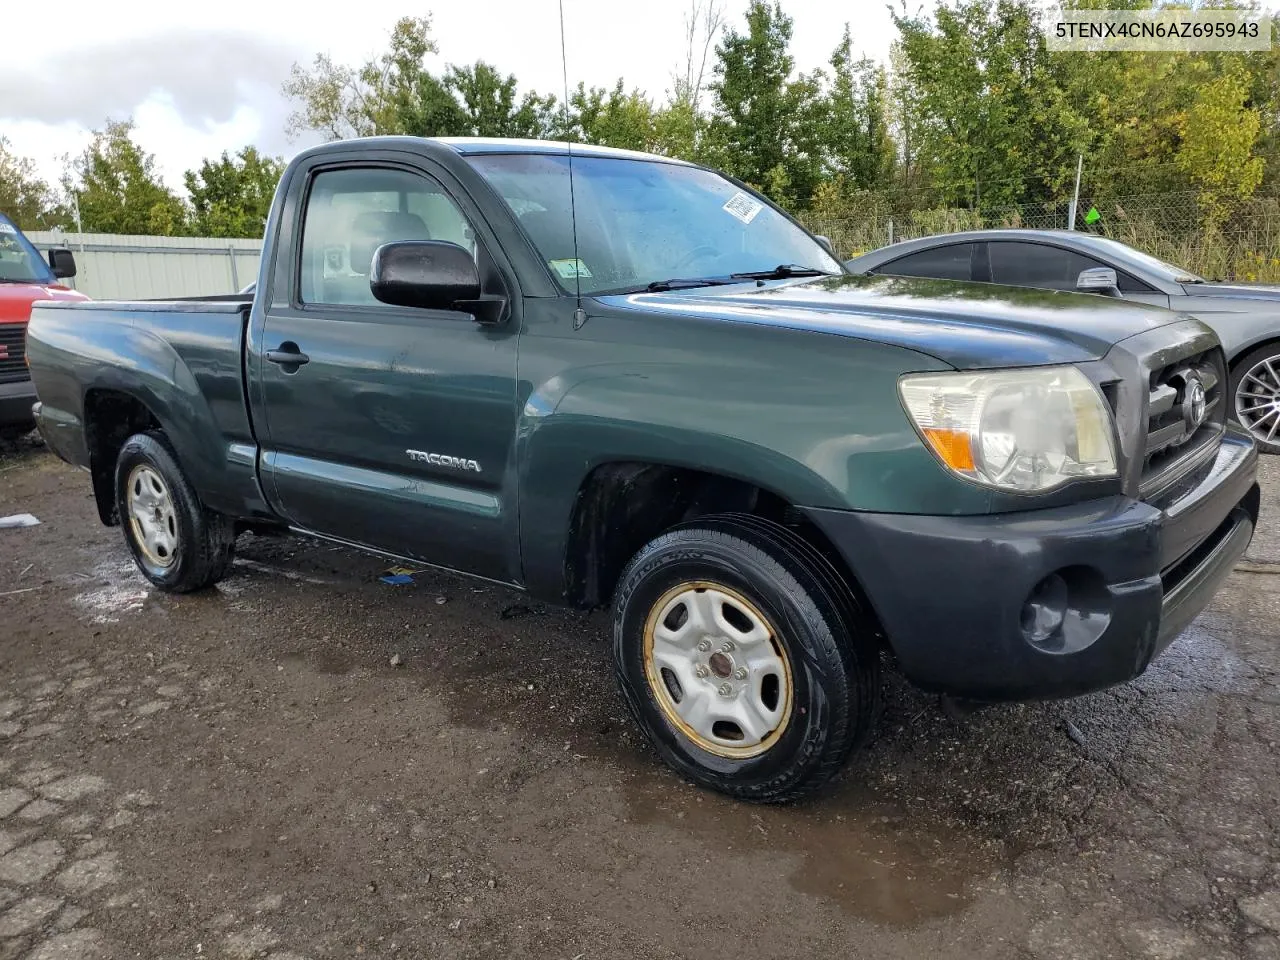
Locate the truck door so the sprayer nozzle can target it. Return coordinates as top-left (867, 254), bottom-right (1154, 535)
top-left (249, 161), bottom-right (520, 583)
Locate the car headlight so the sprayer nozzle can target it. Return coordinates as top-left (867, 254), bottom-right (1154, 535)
top-left (898, 366), bottom-right (1117, 492)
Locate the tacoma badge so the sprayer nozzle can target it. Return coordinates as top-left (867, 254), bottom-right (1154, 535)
top-left (406, 449), bottom-right (482, 472)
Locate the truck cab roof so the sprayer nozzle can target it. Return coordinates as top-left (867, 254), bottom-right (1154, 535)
top-left (294, 135), bottom-right (695, 167)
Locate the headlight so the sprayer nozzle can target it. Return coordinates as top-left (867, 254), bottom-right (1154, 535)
top-left (898, 366), bottom-right (1117, 492)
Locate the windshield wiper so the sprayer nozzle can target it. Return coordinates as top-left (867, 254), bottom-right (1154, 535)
top-left (729, 264), bottom-right (834, 281)
top-left (644, 277), bottom-right (738, 292)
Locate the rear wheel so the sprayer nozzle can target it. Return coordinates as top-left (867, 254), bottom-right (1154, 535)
top-left (1231, 344), bottom-right (1280, 454)
top-left (612, 514), bottom-right (880, 803)
top-left (115, 431), bottom-right (236, 592)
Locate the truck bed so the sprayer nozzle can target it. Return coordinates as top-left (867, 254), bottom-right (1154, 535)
top-left (26, 297), bottom-right (262, 520)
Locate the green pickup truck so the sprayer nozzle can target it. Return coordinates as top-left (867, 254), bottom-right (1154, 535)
top-left (26, 137), bottom-right (1261, 802)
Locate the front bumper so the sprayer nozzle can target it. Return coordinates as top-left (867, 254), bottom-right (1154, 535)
top-left (806, 427), bottom-right (1260, 701)
top-left (0, 379), bottom-right (37, 429)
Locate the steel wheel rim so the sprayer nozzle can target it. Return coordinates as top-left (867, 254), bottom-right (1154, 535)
top-left (126, 465), bottom-right (178, 569)
top-left (1236, 355), bottom-right (1280, 445)
top-left (642, 581), bottom-right (794, 759)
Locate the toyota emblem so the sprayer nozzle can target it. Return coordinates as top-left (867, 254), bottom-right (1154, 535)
top-left (1183, 377), bottom-right (1207, 430)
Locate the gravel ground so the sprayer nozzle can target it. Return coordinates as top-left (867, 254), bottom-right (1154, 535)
top-left (1, 432), bottom-right (1278, 960)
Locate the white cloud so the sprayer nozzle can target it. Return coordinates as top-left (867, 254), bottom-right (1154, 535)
top-left (2, 0), bottom-right (896, 194)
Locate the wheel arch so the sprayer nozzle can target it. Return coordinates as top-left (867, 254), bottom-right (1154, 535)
top-left (558, 460), bottom-right (881, 636)
top-left (82, 388), bottom-right (163, 525)
top-left (1228, 334), bottom-right (1280, 369)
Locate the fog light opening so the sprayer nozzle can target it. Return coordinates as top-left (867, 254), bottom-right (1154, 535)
top-left (1022, 573), bottom-right (1069, 649)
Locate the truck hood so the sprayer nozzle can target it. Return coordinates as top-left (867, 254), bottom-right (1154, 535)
top-left (1183, 281), bottom-right (1280, 302)
top-left (0, 282), bottom-right (88, 324)
top-left (603, 274), bottom-right (1191, 369)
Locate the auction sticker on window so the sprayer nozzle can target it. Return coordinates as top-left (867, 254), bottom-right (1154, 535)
top-left (0, 222), bottom-right (15, 235)
top-left (549, 258), bottom-right (593, 280)
top-left (722, 192), bottom-right (764, 225)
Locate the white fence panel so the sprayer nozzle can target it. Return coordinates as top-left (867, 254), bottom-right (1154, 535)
top-left (24, 231), bottom-right (262, 301)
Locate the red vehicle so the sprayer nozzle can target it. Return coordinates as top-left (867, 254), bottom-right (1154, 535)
top-left (0, 213), bottom-right (86, 436)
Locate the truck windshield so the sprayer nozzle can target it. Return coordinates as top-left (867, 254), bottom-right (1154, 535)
top-left (0, 214), bottom-right (54, 284)
top-left (466, 153), bottom-right (843, 294)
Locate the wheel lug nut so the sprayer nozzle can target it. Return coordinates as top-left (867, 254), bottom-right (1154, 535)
top-left (696, 639), bottom-right (712, 653)
top-left (717, 682), bottom-right (733, 698)
top-left (694, 664), bottom-right (710, 679)
top-left (720, 640), bottom-right (735, 653)
top-left (734, 667), bottom-right (748, 680)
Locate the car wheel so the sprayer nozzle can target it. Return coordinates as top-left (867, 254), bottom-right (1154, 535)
top-left (1230, 344), bottom-right (1280, 454)
top-left (611, 514), bottom-right (880, 803)
top-left (115, 431), bottom-right (236, 592)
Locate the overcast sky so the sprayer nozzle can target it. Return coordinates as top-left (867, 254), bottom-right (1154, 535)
top-left (2, 0), bottom-right (899, 193)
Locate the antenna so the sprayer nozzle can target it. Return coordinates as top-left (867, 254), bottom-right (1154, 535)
top-left (558, 0), bottom-right (586, 326)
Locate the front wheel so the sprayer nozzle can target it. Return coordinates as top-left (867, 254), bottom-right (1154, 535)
top-left (1231, 344), bottom-right (1280, 454)
top-left (115, 431), bottom-right (236, 592)
top-left (611, 515), bottom-right (880, 803)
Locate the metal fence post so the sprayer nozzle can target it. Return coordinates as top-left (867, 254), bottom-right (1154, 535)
top-left (1068, 153), bottom-right (1083, 231)
top-left (227, 246), bottom-right (240, 292)
top-left (888, 218), bottom-right (894, 245)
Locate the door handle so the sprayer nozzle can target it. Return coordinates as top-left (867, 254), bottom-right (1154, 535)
top-left (265, 343), bottom-right (310, 367)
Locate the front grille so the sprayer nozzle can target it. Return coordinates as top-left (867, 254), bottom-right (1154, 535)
top-left (0, 324), bottom-right (28, 384)
top-left (1140, 346), bottom-right (1225, 492)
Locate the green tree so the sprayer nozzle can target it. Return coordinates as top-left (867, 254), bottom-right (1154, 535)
top-left (651, 99), bottom-right (700, 160)
top-left (444, 62), bottom-right (558, 138)
top-left (894, 0), bottom-right (1086, 209)
top-left (570, 81), bottom-right (657, 150)
top-left (183, 146), bottom-right (285, 239)
top-left (1176, 66), bottom-right (1265, 229)
top-left (283, 17), bottom-right (559, 141)
top-left (826, 25), bottom-right (894, 191)
top-left (282, 16), bottom-right (450, 139)
top-left (65, 120), bottom-right (187, 236)
top-left (707, 0), bottom-right (826, 207)
top-left (0, 138), bottom-right (65, 230)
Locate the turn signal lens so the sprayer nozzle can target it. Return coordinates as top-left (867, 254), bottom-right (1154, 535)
top-left (921, 428), bottom-right (975, 472)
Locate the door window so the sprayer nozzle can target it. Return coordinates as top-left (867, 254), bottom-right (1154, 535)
top-left (988, 241), bottom-right (1156, 293)
top-left (874, 244), bottom-right (975, 281)
top-left (299, 167), bottom-right (476, 306)
top-left (988, 241), bottom-right (1114, 292)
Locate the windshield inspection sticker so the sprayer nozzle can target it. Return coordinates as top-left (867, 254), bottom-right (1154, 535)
top-left (722, 191), bottom-right (764, 225)
top-left (549, 258), bottom-right (593, 279)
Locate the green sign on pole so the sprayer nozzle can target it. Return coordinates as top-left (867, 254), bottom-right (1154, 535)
top-left (1083, 206), bottom-right (1101, 225)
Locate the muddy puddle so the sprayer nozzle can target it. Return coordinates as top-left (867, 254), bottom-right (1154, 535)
top-left (622, 774), bottom-right (1003, 926)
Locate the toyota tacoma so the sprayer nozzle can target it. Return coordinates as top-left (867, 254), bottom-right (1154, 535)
top-left (25, 137), bottom-right (1261, 802)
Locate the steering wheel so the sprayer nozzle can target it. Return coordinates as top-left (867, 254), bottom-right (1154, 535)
top-left (670, 245), bottom-right (722, 274)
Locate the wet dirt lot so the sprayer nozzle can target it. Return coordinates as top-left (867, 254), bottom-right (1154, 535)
top-left (1, 437), bottom-right (1278, 960)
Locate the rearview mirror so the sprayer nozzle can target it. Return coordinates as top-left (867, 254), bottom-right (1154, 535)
top-left (48, 248), bottom-right (76, 280)
top-left (370, 241), bottom-right (481, 312)
top-left (1076, 266), bottom-right (1118, 293)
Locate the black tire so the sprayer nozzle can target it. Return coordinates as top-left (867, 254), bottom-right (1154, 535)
top-left (1229, 343), bottom-right (1280, 455)
top-left (612, 514), bottom-right (880, 803)
top-left (114, 431), bottom-right (236, 592)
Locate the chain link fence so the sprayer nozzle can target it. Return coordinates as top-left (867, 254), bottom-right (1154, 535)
top-left (803, 191), bottom-right (1280, 283)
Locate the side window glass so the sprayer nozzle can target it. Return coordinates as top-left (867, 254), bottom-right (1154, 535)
top-left (875, 244), bottom-right (974, 281)
top-left (1116, 271), bottom-right (1156, 294)
top-left (988, 242), bottom-right (1102, 291)
top-left (299, 167), bottom-right (477, 307)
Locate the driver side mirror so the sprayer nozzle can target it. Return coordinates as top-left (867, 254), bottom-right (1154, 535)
top-left (370, 240), bottom-right (482, 313)
top-left (48, 248), bottom-right (76, 280)
top-left (1076, 266), bottom-right (1118, 294)
top-left (814, 235), bottom-right (836, 256)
